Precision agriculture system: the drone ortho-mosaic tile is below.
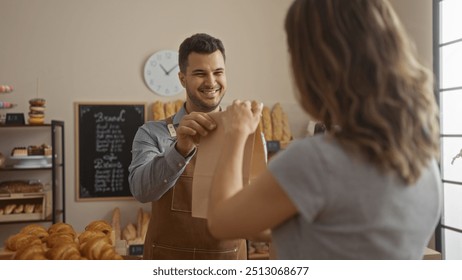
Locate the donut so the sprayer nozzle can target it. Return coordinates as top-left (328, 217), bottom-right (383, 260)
top-left (29, 106), bottom-right (45, 112)
top-left (29, 98), bottom-right (46, 106)
top-left (28, 117), bottom-right (45, 125)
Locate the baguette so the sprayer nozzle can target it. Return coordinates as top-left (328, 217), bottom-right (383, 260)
top-left (112, 207), bottom-right (121, 241)
top-left (164, 101), bottom-right (176, 117)
top-left (281, 111), bottom-right (292, 143)
top-left (174, 99), bottom-right (184, 112)
top-left (271, 103), bottom-right (284, 141)
top-left (152, 101), bottom-right (165, 120)
top-left (4, 204), bottom-right (16, 215)
top-left (261, 106), bottom-right (273, 141)
top-left (136, 207), bottom-right (143, 238)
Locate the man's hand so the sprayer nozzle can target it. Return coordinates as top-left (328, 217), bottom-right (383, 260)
top-left (175, 112), bottom-right (217, 157)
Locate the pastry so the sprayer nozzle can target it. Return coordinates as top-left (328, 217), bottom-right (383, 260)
top-left (152, 101), bottom-right (165, 120)
top-left (78, 230), bottom-right (106, 245)
top-left (0, 208), bottom-right (4, 215)
top-left (0, 85), bottom-right (14, 93)
top-left (0, 180), bottom-right (44, 193)
top-left (20, 224), bottom-right (49, 240)
top-left (14, 244), bottom-right (47, 260)
top-left (5, 233), bottom-right (42, 251)
top-left (46, 242), bottom-right (82, 260)
top-left (80, 236), bottom-right (123, 260)
top-left (48, 222), bottom-right (77, 239)
top-left (46, 232), bottom-right (76, 248)
top-left (11, 147), bottom-right (28, 157)
top-left (261, 106), bottom-right (273, 141)
top-left (271, 103), bottom-right (284, 141)
top-left (28, 98), bottom-right (46, 125)
top-left (29, 98), bottom-right (46, 106)
top-left (85, 220), bottom-right (113, 236)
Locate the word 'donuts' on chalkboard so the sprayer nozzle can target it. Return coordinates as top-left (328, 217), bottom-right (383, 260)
top-left (75, 103), bottom-right (146, 200)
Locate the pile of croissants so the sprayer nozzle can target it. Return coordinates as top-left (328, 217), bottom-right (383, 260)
top-left (4, 221), bottom-right (123, 260)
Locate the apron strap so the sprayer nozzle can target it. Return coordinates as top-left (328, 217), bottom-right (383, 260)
top-left (165, 116), bottom-right (177, 138)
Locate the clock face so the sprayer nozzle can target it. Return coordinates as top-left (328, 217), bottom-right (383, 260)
top-left (144, 50), bottom-right (184, 96)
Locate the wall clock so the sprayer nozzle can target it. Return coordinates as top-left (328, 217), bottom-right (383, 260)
top-left (144, 50), bottom-right (184, 96)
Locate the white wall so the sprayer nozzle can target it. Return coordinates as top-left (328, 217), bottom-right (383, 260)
top-left (0, 0), bottom-right (433, 242)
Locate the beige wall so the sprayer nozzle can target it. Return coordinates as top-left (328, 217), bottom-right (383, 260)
top-left (0, 0), bottom-right (433, 240)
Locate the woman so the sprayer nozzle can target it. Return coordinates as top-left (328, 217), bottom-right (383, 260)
top-left (207, 0), bottom-right (441, 259)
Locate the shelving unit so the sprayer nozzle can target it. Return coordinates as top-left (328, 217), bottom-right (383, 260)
top-left (0, 120), bottom-right (65, 224)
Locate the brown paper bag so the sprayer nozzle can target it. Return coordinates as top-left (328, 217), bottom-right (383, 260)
top-left (192, 111), bottom-right (266, 219)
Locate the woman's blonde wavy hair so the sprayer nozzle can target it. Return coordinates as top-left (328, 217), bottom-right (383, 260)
top-left (285, 0), bottom-right (440, 184)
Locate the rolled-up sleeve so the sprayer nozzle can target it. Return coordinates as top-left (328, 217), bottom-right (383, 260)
top-left (128, 121), bottom-right (195, 203)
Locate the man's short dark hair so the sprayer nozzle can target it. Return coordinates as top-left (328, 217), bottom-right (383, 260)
top-left (178, 33), bottom-right (226, 73)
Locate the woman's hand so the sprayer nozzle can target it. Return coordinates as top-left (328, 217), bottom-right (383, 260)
top-left (222, 100), bottom-right (263, 137)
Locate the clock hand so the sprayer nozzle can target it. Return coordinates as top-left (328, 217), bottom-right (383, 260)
top-left (166, 64), bottom-right (179, 75)
top-left (159, 64), bottom-right (169, 75)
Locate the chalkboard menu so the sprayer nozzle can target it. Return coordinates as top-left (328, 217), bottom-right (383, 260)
top-left (75, 103), bottom-right (146, 200)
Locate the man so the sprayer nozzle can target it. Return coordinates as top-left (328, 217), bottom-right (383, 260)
top-left (128, 33), bottom-right (247, 259)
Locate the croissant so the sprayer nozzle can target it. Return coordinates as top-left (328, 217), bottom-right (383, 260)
top-left (46, 232), bottom-right (76, 248)
top-left (20, 224), bottom-right (49, 241)
top-left (5, 233), bottom-right (42, 251)
top-left (46, 242), bottom-right (83, 260)
top-left (85, 220), bottom-right (113, 236)
top-left (78, 230), bottom-right (106, 245)
top-left (14, 244), bottom-right (47, 260)
top-left (80, 236), bottom-right (123, 260)
top-left (48, 222), bottom-right (77, 239)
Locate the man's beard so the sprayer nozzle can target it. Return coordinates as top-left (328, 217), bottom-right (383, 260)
top-left (186, 89), bottom-right (225, 112)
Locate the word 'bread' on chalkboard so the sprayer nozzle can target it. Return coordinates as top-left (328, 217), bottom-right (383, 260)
top-left (75, 103), bottom-right (146, 200)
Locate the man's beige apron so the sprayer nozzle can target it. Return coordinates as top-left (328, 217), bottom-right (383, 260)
top-left (143, 117), bottom-right (247, 260)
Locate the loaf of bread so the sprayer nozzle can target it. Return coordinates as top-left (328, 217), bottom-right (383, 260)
top-left (175, 99), bottom-right (184, 112)
top-left (141, 212), bottom-right (150, 241)
top-left (122, 223), bottom-right (137, 241)
top-left (271, 103), bottom-right (284, 141)
top-left (281, 111), bottom-right (292, 142)
top-left (152, 101), bottom-right (165, 120)
top-left (0, 180), bottom-right (44, 193)
top-left (136, 208), bottom-right (143, 238)
top-left (112, 207), bottom-right (121, 241)
top-left (164, 101), bottom-right (176, 117)
top-left (261, 106), bottom-right (273, 141)
top-left (24, 203), bottom-right (35, 214)
top-left (4, 204), bottom-right (16, 215)
top-left (13, 204), bottom-right (24, 214)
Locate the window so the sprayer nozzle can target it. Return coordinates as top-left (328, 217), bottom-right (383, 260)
top-left (434, 0), bottom-right (462, 260)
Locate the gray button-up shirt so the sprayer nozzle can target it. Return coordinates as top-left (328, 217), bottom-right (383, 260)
top-left (128, 106), bottom-right (196, 203)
